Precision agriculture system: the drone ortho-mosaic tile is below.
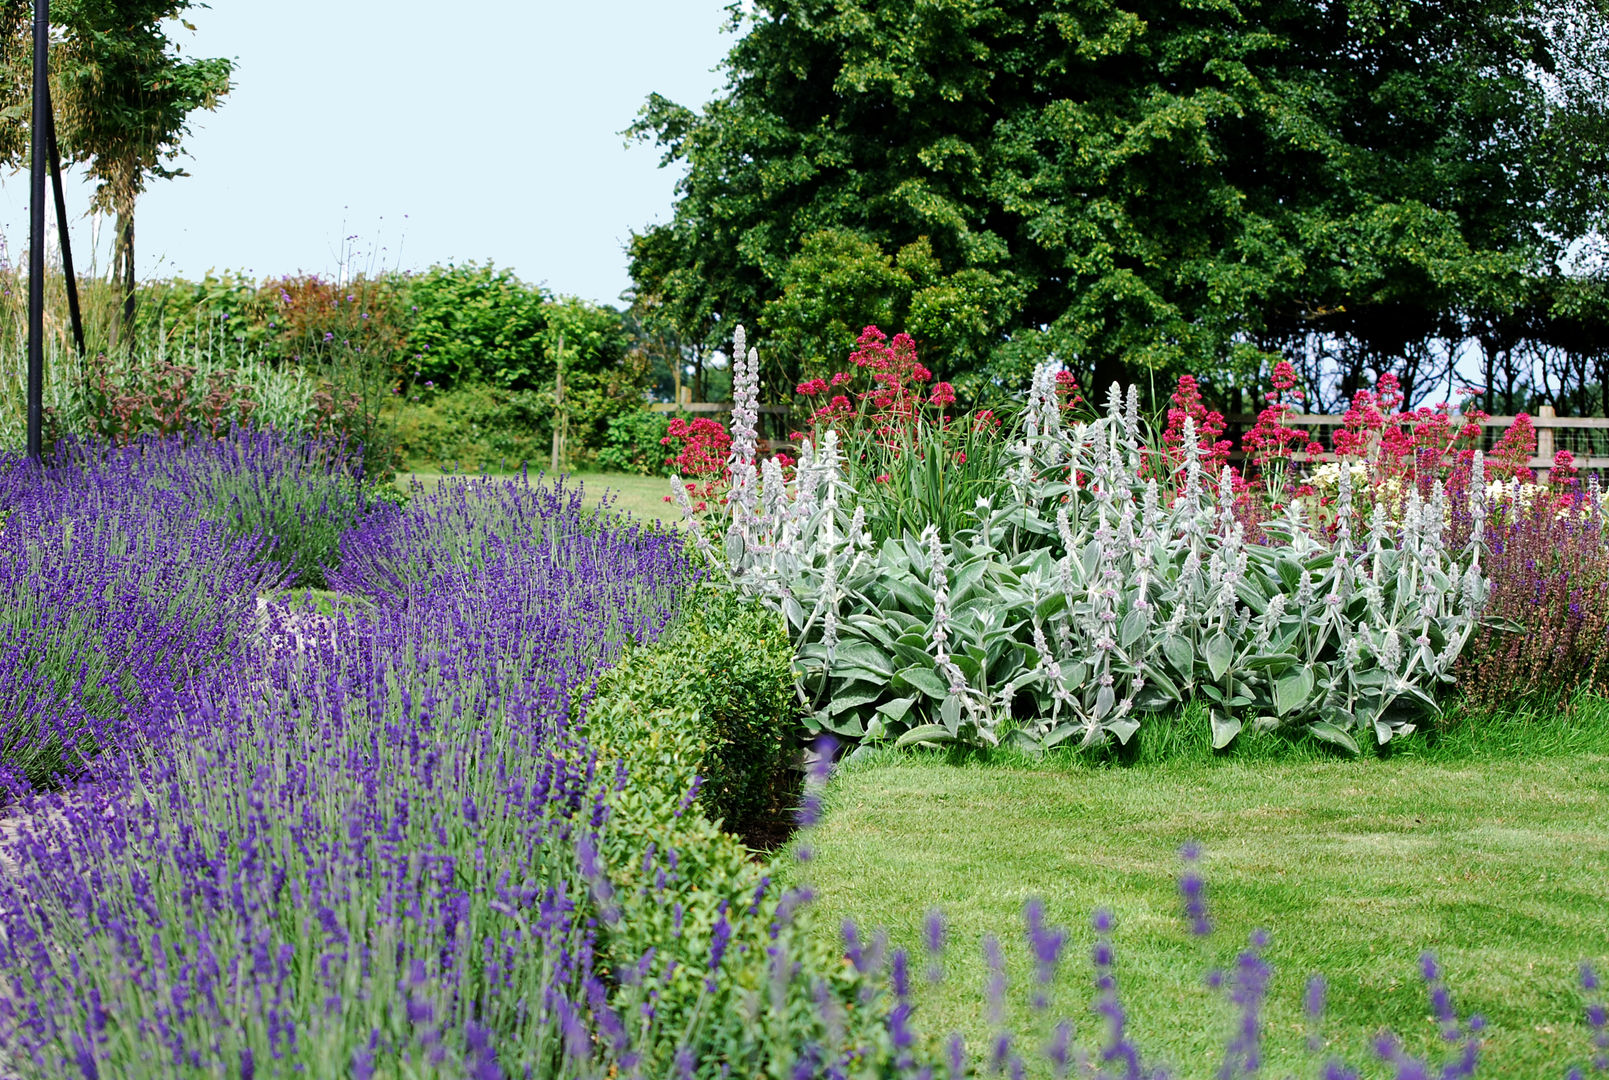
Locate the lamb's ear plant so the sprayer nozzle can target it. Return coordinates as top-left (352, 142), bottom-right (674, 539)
top-left (676, 333), bottom-right (1492, 755)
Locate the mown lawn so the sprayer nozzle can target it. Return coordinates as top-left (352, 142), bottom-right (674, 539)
top-left (395, 469), bottom-right (684, 526)
top-left (793, 744), bottom-right (1609, 1079)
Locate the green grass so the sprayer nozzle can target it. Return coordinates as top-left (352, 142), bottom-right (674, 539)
top-left (791, 721), bottom-right (1609, 1078)
top-left (258, 587), bottom-right (376, 618)
top-left (395, 470), bottom-right (686, 527)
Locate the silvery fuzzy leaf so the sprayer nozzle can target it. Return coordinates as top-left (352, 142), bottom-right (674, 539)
top-left (876, 696), bottom-right (920, 722)
top-left (939, 694), bottom-right (963, 733)
top-left (724, 527), bottom-right (747, 566)
top-left (1245, 652), bottom-right (1299, 671)
top-left (1119, 607), bottom-right (1147, 649)
top-left (1306, 721), bottom-right (1360, 756)
top-left (782, 595), bottom-right (806, 630)
top-left (1162, 634), bottom-right (1194, 679)
top-left (1094, 685), bottom-right (1116, 720)
top-left (834, 641), bottom-right (893, 677)
top-left (1106, 716), bottom-right (1141, 744)
top-left (895, 665), bottom-right (949, 700)
top-left (843, 614), bottom-right (898, 649)
top-left (829, 685), bottom-right (886, 714)
top-left (1210, 709), bottom-right (1242, 749)
top-left (894, 723), bottom-right (954, 748)
top-left (1205, 632), bottom-right (1234, 681)
top-left (1274, 668), bottom-right (1314, 716)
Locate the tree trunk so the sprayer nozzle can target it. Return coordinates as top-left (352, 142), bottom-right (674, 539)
top-left (109, 207), bottom-right (136, 352)
top-left (119, 208), bottom-right (135, 349)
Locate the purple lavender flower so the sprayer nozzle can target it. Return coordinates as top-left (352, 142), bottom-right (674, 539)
top-left (925, 908), bottom-right (947, 984)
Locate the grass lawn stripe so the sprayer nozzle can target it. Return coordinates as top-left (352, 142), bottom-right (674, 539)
top-left (792, 751), bottom-right (1609, 1078)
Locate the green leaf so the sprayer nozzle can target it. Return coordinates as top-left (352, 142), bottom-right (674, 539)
top-left (894, 724), bottom-right (956, 749)
top-left (1107, 717), bottom-right (1141, 745)
top-left (876, 696), bottom-right (919, 722)
top-left (1163, 634), bottom-right (1194, 678)
top-left (834, 640), bottom-right (892, 677)
top-left (1274, 668), bottom-right (1313, 716)
top-left (829, 685), bottom-right (885, 715)
top-left (939, 694), bottom-right (962, 733)
top-left (1210, 709), bottom-right (1242, 749)
top-left (894, 664), bottom-right (948, 699)
top-left (1205, 632), bottom-right (1234, 681)
top-left (1306, 721), bottom-right (1361, 756)
top-left (1119, 607), bottom-right (1147, 649)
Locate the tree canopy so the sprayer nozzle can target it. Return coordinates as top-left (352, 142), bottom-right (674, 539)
top-left (1, 0), bottom-right (233, 330)
top-left (629, 0), bottom-right (1609, 407)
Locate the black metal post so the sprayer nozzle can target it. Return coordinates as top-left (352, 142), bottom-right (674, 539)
top-left (46, 83), bottom-right (85, 360)
top-left (26, 0), bottom-right (49, 460)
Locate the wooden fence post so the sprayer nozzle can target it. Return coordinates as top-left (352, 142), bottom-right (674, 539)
top-left (1537, 404), bottom-right (1555, 485)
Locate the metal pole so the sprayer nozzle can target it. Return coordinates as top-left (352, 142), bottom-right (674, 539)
top-left (27, 0), bottom-right (49, 460)
top-left (46, 83), bottom-right (85, 360)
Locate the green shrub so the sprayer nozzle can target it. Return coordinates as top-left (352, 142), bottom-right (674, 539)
top-left (587, 585), bottom-right (799, 833)
top-left (595, 408), bottom-right (672, 475)
top-left (390, 384), bottom-right (551, 472)
top-left (584, 593), bottom-right (881, 1077)
top-left (403, 262), bottom-right (550, 389)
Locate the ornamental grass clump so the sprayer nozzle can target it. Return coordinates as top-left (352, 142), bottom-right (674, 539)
top-left (677, 329), bottom-right (1490, 754)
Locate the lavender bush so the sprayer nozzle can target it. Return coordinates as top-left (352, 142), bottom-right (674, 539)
top-left (0, 444), bottom-right (271, 791)
top-left (0, 469), bottom-right (707, 1076)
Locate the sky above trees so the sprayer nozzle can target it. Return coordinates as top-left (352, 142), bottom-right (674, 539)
top-left (0, 0), bottom-right (735, 302)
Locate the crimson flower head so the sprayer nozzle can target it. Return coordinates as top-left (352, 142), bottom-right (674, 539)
top-left (912, 364), bottom-right (933, 383)
top-left (796, 378), bottom-right (829, 396)
top-left (1271, 360), bottom-right (1297, 391)
top-left (930, 382), bottom-right (957, 408)
top-left (830, 394), bottom-right (851, 412)
top-left (831, 371), bottom-right (852, 386)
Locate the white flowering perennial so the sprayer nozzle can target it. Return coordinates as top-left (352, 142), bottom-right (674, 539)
top-left (679, 335), bottom-right (1491, 754)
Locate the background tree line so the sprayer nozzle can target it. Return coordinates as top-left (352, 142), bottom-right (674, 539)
top-left (628, 0), bottom-right (1609, 418)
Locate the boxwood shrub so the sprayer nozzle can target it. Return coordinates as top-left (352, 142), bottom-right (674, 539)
top-left (587, 585), bottom-right (799, 836)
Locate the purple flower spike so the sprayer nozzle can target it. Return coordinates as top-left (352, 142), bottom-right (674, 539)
top-left (946, 1033), bottom-right (966, 1080)
top-left (925, 907), bottom-right (947, 984)
top-left (1304, 975), bottom-right (1328, 1053)
top-left (984, 935), bottom-right (1008, 1026)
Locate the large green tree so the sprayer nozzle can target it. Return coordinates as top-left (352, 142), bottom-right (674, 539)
top-left (1, 0), bottom-right (233, 338)
top-left (630, 0), bottom-right (1607, 404)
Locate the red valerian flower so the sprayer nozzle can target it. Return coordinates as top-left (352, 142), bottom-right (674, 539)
top-left (930, 382), bottom-right (957, 408)
top-left (796, 378), bottom-right (829, 396)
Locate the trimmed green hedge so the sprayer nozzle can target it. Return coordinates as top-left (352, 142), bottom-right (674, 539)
top-left (584, 587), bottom-right (889, 1077)
top-left (588, 587), bottom-right (798, 834)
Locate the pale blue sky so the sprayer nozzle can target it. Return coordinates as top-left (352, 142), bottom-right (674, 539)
top-left (0, 1), bottom-right (737, 306)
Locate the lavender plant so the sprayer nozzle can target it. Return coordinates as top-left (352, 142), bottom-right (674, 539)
top-left (0, 445), bottom-right (271, 790)
top-left (0, 470), bottom-right (700, 1077)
